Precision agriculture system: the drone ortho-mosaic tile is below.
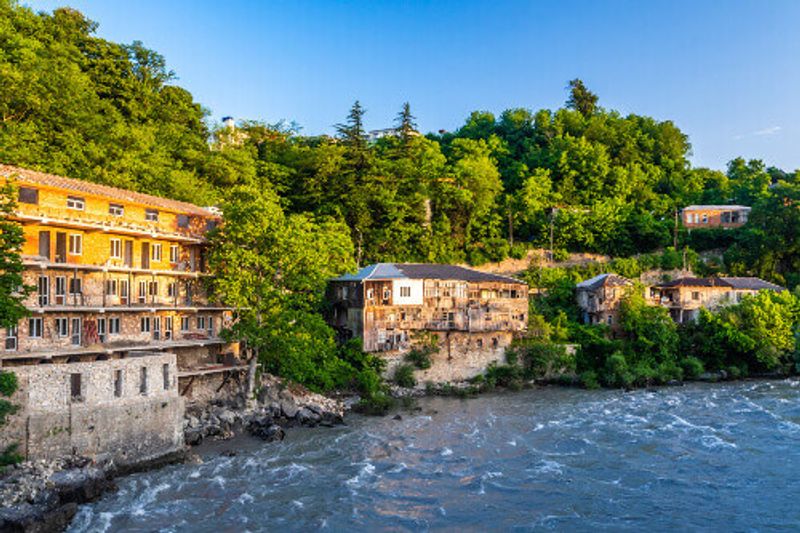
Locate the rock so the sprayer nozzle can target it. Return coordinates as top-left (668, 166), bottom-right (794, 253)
top-left (296, 407), bottom-right (321, 426)
top-left (186, 415), bottom-right (200, 429)
top-left (249, 422), bottom-right (285, 442)
top-left (280, 398), bottom-right (299, 419)
top-left (393, 414), bottom-right (403, 421)
top-left (184, 429), bottom-right (204, 446)
top-left (218, 409), bottom-right (237, 427)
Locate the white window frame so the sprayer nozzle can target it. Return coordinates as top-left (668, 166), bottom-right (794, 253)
top-left (138, 281), bottom-right (147, 303)
top-left (151, 243), bottom-right (162, 262)
top-left (109, 203), bottom-right (124, 217)
top-left (55, 276), bottom-right (66, 305)
top-left (167, 282), bottom-right (177, 298)
top-left (165, 316), bottom-right (173, 339)
top-left (110, 238), bottom-right (122, 259)
top-left (197, 316), bottom-right (206, 330)
top-left (106, 279), bottom-right (118, 296)
top-left (55, 317), bottom-right (68, 337)
top-left (140, 316), bottom-right (151, 333)
top-left (66, 196), bottom-right (85, 210)
top-left (207, 316), bottom-right (214, 336)
top-left (68, 233), bottom-right (82, 255)
top-left (38, 275), bottom-right (49, 306)
top-left (5, 326), bottom-right (18, 351)
top-left (97, 317), bottom-right (106, 343)
top-left (68, 277), bottom-right (82, 296)
top-left (145, 209), bottom-right (159, 222)
top-left (108, 317), bottom-right (120, 335)
top-left (180, 316), bottom-right (190, 332)
top-left (170, 244), bottom-right (179, 263)
top-left (29, 317), bottom-right (43, 338)
top-left (71, 317), bottom-right (81, 345)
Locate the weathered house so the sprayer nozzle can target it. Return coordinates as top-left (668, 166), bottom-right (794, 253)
top-left (682, 205), bottom-right (751, 229)
top-left (575, 273), bottom-right (634, 328)
top-left (0, 165), bottom-right (242, 462)
top-left (327, 263), bottom-right (528, 381)
top-left (648, 276), bottom-right (784, 323)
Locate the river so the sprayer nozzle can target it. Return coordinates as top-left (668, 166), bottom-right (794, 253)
top-left (68, 380), bottom-right (800, 531)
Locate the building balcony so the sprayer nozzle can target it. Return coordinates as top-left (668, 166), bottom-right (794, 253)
top-left (13, 209), bottom-right (207, 244)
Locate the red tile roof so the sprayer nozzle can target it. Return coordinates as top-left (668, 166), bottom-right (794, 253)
top-left (0, 164), bottom-right (216, 217)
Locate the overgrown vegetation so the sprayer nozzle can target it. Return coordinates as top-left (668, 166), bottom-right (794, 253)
top-left (0, 370), bottom-right (22, 467)
top-left (3, 0), bottom-right (800, 402)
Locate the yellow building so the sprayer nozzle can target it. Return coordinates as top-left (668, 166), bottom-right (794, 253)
top-left (0, 164), bottom-right (242, 399)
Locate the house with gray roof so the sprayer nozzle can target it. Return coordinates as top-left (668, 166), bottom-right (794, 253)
top-left (327, 263), bottom-right (529, 381)
top-left (575, 273), bottom-right (634, 329)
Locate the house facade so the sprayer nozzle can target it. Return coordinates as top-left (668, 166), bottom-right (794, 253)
top-left (0, 165), bottom-right (242, 461)
top-left (327, 263), bottom-right (528, 381)
top-left (682, 205), bottom-right (751, 229)
top-left (648, 276), bottom-right (784, 323)
top-left (575, 273), bottom-right (634, 328)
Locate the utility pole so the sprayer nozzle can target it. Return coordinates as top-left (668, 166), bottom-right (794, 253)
top-left (673, 207), bottom-right (679, 249)
top-left (549, 207), bottom-right (557, 262)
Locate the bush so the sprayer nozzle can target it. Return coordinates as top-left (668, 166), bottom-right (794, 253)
top-left (405, 348), bottom-right (432, 370)
top-left (580, 370), bottom-right (600, 389)
top-left (604, 352), bottom-right (632, 388)
top-left (394, 364), bottom-right (417, 388)
top-left (681, 356), bottom-right (705, 379)
top-left (0, 371), bottom-right (17, 397)
top-left (356, 392), bottom-right (395, 416)
top-left (484, 362), bottom-right (522, 389)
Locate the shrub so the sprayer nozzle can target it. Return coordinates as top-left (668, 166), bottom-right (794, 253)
top-left (394, 364), bottom-right (417, 388)
top-left (604, 352), bottom-right (632, 388)
top-left (681, 356), bottom-right (705, 379)
top-left (405, 348), bottom-right (432, 370)
top-left (484, 362), bottom-right (522, 389)
top-left (0, 371), bottom-right (17, 397)
top-left (580, 370), bottom-right (600, 389)
top-left (356, 392), bottom-right (395, 416)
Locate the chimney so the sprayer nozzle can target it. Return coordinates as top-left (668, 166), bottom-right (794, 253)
top-left (222, 116), bottom-right (235, 130)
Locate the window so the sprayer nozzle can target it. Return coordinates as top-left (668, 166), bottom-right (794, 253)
top-left (151, 243), bottom-right (162, 262)
top-left (106, 279), bottom-right (118, 296)
top-left (207, 316), bottom-right (214, 336)
top-left (69, 277), bottom-right (82, 295)
top-left (66, 196), bottom-right (85, 210)
top-left (140, 317), bottom-right (151, 333)
top-left (71, 318), bottom-right (81, 345)
top-left (110, 238), bottom-right (122, 259)
top-left (29, 317), bottom-right (43, 338)
top-left (400, 286), bottom-right (411, 298)
top-left (196, 316), bottom-right (206, 330)
top-left (140, 367), bottom-right (148, 394)
top-left (18, 187), bottom-right (38, 204)
top-left (109, 317), bottom-right (120, 335)
top-left (138, 281), bottom-right (147, 303)
top-left (148, 281), bottom-right (159, 296)
top-left (55, 318), bottom-right (68, 337)
top-left (181, 316), bottom-right (190, 332)
top-left (109, 203), bottom-right (124, 217)
top-left (70, 373), bottom-right (83, 402)
top-left (702, 214), bottom-right (708, 224)
top-left (170, 245), bottom-right (179, 263)
top-left (153, 316), bottom-right (161, 340)
top-left (114, 370), bottom-right (123, 398)
top-left (366, 289), bottom-right (374, 300)
top-left (68, 234), bottom-right (82, 255)
top-left (4, 327), bottom-right (17, 351)
top-left (167, 282), bottom-right (177, 298)
top-left (607, 315), bottom-right (613, 325)
top-left (177, 214), bottom-right (190, 228)
top-left (38, 276), bottom-right (49, 306)
top-left (55, 276), bottom-right (66, 305)
top-left (145, 209), bottom-right (159, 222)
top-left (692, 291), bottom-right (700, 301)
top-left (120, 280), bottom-right (129, 304)
top-left (165, 316), bottom-right (173, 339)
top-left (382, 288), bottom-right (391, 300)
top-left (97, 318), bottom-right (106, 343)
top-left (163, 364), bottom-right (170, 390)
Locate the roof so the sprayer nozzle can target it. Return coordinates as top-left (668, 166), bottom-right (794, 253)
top-left (682, 205), bottom-right (751, 211)
top-left (657, 276), bottom-right (784, 291)
top-left (0, 164), bottom-right (216, 217)
top-left (576, 273), bottom-right (633, 291)
top-left (332, 263), bottom-right (526, 285)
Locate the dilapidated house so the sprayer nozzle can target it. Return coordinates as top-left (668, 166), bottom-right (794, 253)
top-left (682, 205), bottom-right (751, 229)
top-left (575, 273), bottom-right (634, 328)
top-left (648, 276), bottom-right (784, 323)
top-left (327, 263), bottom-right (528, 381)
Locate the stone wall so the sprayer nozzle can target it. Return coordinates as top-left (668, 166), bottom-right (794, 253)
top-left (0, 353), bottom-right (184, 465)
top-left (178, 369), bottom-right (245, 406)
top-left (382, 330), bottom-right (515, 383)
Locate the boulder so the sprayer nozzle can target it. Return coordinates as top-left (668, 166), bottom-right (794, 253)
top-left (280, 398), bottom-right (299, 419)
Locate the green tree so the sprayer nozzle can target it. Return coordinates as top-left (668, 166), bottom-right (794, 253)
top-left (565, 78), bottom-right (598, 117)
top-left (0, 179), bottom-right (30, 328)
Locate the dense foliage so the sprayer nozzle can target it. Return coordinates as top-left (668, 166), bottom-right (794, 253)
top-left (3, 1), bottom-right (800, 396)
top-left (0, 179), bottom-right (30, 328)
top-left (0, 370), bottom-right (21, 467)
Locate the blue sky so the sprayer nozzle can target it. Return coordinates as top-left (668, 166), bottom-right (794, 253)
top-left (25, 0), bottom-right (800, 171)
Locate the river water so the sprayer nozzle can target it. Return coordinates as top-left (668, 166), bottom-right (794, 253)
top-left (68, 380), bottom-right (800, 532)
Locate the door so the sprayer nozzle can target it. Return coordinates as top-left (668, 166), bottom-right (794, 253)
top-left (55, 277), bottom-right (66, 305)
top-left (38, 231), bottom-right (51, 260)
top-left (141, 242), bottom-right (150, 269)
top-left (124, 240), bottom-right (133, 267)
top-left (55, 232), bottom-right (67, 263)
top-left (153, 316), bottom-right (161, 341)
top-left (120, 279), bottom-right (129, 305)
top-left (165, 316), bottom-right (173, 340)
top-left (71, 318), bottom-right (81, 346)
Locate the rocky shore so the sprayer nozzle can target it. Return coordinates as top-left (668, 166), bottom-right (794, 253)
top-left (0, 374), bottom-right (346, 532)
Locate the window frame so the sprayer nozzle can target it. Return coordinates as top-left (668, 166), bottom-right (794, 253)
top-left (55, 317), bottom-right (69, 337)
top-left (68, 233), bottom-right (83, 255)
top-left (151, 243), bottom-right (162, 262)
top-left (29, 317), bottom-right (43, 338)
top-left (145, 209), bottom-right (159, 222)
top-left (18, 187), bottom-right (39, 204)
top-left (66, 196), bottom-right (85, 211)
top-left (110, 238), bottom-right (122, 259)
top-left (108, 203), bottom-right (124, 217)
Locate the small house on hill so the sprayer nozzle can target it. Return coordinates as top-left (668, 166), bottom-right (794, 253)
top-left (682, 205), bottom-right (751, 229)
top-left (648, 276), bottom-right (784, 323)
top-left (576, 273), bottom-right (634, 327)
